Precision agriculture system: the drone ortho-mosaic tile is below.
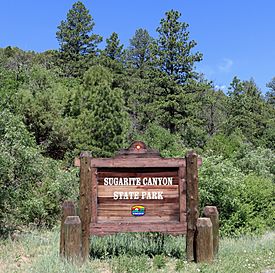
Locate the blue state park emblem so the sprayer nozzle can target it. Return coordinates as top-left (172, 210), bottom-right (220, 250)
top-left (131, 205), bottom-right (145, 216)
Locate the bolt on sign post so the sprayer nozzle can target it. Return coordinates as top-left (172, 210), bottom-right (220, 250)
top-left (74, 141), bottom-right (202, 261)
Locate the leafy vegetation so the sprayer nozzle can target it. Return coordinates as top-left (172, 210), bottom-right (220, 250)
top-left (0, 229), bottom-right (274, 272)
top-left (0, 1), bottom-right (274, 238)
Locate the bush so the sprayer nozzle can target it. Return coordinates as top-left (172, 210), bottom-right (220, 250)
top-left (135, 123), bottom-right (188, 157)
top-left (199, 155), bottom-right (274, 236)
top-left (90, 233), bottom-right (185, 259)
top-left (0, 110), bottom-right (78, 236)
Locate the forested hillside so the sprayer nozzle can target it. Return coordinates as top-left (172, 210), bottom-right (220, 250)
top-left (0, 1), bottom-right (274, 237)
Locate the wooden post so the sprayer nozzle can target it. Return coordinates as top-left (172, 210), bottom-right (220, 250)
top-left (203, 206), bottom-right (219, 256)
top-left (60, 200), bottom-right (76, 256)
top-left (195, 217), bottom-right (213, 263)
top-left (186, 151), bottom-right (199, 262)
top-left (79, 152), bottom-right (92, 261)
top-left (64, 216), bottom-right (82, 262)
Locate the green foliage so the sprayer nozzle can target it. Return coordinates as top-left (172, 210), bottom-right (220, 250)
top-left (13, 65), bottom-right (73, 159)
top-left (90, 233), bottom-right (185, 259)
top-left (126, 28), bottom-right (153, 77)
top-left (103, 32), bottom-right (124, 61)
top-left (56, 1), bottom-right (102, 77)
top-left (199, 153), bottom-right (275, 236)
top-left (266, 77), bottom-right (275, 105)
top-left (71, 65), bottom-right (129, 157)
top-left (0, 6), bottom-right (275, 237)
top-left (0, 110), bottom-right (78, 236)
top-left (226, 77), bottom-right (271, 147)
top-left (148, 10), bottom-right (203, 134)
top-left (1, 229), bottom-right (274, 273)
top-left (152, 10), bottom-right (202, 83)
top-left (204, 129), bottom-right (246, 159)
top-left (111, 254), bottom-right (150, 273)
top-left (236, 146), bottom-right (275, 178)
top-left (153, 254), bottom-right (167, 269)
top-left (135, 123), bottom-right (187, 157)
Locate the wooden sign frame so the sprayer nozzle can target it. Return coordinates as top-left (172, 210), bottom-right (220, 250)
top-left (76, 141), bottom-right (201, 261)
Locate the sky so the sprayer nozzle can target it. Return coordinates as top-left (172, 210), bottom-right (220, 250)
top-left (1, 0), bottom-right (275, 94)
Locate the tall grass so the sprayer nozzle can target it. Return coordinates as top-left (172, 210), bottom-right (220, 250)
top-left (0, 227), bottom-right (274, 273)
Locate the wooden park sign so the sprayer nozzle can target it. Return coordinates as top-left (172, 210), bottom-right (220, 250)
top-left (73, 141), bottom-right (201, 261)
top-left (61, 141), bottom-right (219, 263)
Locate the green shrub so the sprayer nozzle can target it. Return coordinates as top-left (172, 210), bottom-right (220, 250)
top-left (153, 254), bottom-right (166, 269)
top-left (204, 130), bottom-right (246, 159)
top-left (135, 123), bottom-right (187, 157)
top-left (0, 110), bottom-right (78, 236)
top-left (199, 155), bottom-right (274, 236)
top-left (90, 233), bottom-right (185, 259)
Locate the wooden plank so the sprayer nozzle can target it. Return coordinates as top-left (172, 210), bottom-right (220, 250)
top-left (64, 216), bottom-right (82, 262)
top-left (97, 215), bottom-right (180, 222)
top-left (79, 152), bottom-right (92, 261)
top-left (97, 197), bottom-right (180, 205)
top-left (60, 201), bottom-right (76, 257)
top-left (97, 185), bottom-right (179, 198)
top-left (97, 167), bottom-right (178, 174)
top-left (97, 211), bottom-right (179, 217)
top-left (90, 222), bottom-right (187, 235)
top-left (203, 206), bottom-right (219, 257)
top-left (97, 209), bottom-right (179, 217)
top-left (195, 218), bottom-right (214, 263)
top-left (91, 167), bottom-right (97, 223)
top-left (186, 151), bottom-right (199, 262)
top-left (91, 158), bottom-right (185, 168)
top-left (178, 166), bottom-right (186, 223)
top-left (97, 178), bottom-right (179, 186)
top-left (97, 170), bottom-right (178, 177)
top-left (97, 203), bottom-right (179, 211)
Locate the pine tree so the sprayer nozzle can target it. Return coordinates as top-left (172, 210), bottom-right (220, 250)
top-left (226, 77), bottom-right (269, 146)
top-left (152, 10), bottom-right (202, 84)
top-left (103, 32), bottom-right (124, 61)
top-left (126, 28), bottom-right (153, 77)
top-left (266, 77), bottom-right (275, 106)
top-left (56, 1), bottom-right (102, 77)
top-left (73, 66), bottom-right (129, 156)
top-left (149, 10), bottom-right (203, 134)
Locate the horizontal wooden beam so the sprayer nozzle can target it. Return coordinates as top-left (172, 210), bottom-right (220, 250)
top-left (90, 222), bottom-right (186, 235)
top-left (75, 157), bottom-right (201, 168)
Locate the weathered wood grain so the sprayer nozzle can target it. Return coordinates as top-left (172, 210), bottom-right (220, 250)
top-left (91, 158), bottom-right (185, 168)
top-left (64, 216), bottom-right (82, 262)
top-left (90, 222), bottom-right (187, 235)
top-left (186, 151), bottom-right (199, 262)
top-left (97, 215), bottom-right (180, 222)
top-left (97, 197), bottom-right (180, 205)
top-left (97, 185), bottom-right (179, 198)
top-left (91, 167), bottom-right (97, 223)
top-left (60, 201), bottom-right (76, 257)
top-left (203, 206), bottom-right (219, 257)
top-left (178, 165), bottom-right (186, 223)
top-left (195, 218), bottom-right (214, 263)
top-left (79, 152), bottom-right (92, 261)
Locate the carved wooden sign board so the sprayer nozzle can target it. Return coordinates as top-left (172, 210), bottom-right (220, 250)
top-left (76, 141), bottom-right (200, 246)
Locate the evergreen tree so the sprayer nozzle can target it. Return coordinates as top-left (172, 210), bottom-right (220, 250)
top-left (148, 10), bottom-right (203, 134)
top-left (97, 32), bottom-right (125, 83)
top-left (226, 77), bottom-right (270, 147)
top-left (126, 28), bottom-right (153, 77)
top-left (72, 66), bottom-right (129, 156)
top-left (103, 32), bottom-right (124, 61)
top-left (266, 77), bottom-right (275, 106)
top-left (56, 1), bottom-right (102, 77)
top-left (152, 10), bottom-right (202, 83)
